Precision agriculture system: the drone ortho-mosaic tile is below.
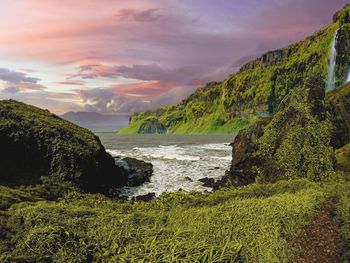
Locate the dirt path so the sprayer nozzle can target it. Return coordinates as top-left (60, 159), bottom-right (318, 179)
top-left (289, 199), bottom-right (342, 263)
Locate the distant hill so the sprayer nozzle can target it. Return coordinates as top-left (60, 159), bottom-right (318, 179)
top-left (120, 4), bottom-right (350, 134)
top-left (61, 111), bottom-right (129, 131)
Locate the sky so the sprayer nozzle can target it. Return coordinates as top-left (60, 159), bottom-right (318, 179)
top-left (0, 0), bottom-right (348, 115)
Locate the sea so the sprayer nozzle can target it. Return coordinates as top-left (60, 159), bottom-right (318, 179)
top-left (95, 132), bottom-right (235, 198)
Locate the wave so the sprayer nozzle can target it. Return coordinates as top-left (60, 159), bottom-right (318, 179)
top-left (133, 145), bottom-right (200, 161)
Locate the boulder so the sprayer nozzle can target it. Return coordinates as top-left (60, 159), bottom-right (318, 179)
top-left (132, 192), bottom-right (156, 202)
top-left (115, 157), bottom-right (153, 187)
top-left (137, 118), bottom-right (167, 134)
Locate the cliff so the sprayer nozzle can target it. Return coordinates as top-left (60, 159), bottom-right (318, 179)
top-left (120, 6), bottom-right (350, 134)
top-left (222, 77), bottom-right (350, 187)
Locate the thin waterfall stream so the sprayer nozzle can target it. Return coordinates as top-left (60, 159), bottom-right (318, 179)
top-left (326, 29), bottom-right (339, 90)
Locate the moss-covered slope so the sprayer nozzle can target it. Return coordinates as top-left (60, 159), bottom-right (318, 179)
top-left (221, 76), bottom-right (350, 187)
top-left (121, 4), bottom-right (350, 134)
top-left (0, 100), bottom-right (127, 197)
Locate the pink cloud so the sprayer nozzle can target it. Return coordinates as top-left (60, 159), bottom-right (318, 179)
top-left (1, 0), bottom-right (349, 115)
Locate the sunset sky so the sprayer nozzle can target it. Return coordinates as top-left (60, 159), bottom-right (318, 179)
top-left (0, 0), bottom-right (348, 115)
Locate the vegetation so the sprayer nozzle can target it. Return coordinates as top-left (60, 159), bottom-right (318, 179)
top-left (1, 5), bottom-right (350, 263)
top-left (0, 178), bottom-right (349, 262)
top-left (255, 77), bottom-right (335, 183)
top-left (0, 100), bottom-right (127, 198)
top-left (121, 17), bottom-right (341, 134)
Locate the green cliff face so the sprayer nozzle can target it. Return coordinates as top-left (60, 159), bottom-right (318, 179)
top-left (120, 5), bottom-right (350, 134)
top-left (254, 77), bottom-right (335, 183)
top-left (0, 100), bottom-right (128, 198)
top-left (222, 77), bottom-right (350, 187)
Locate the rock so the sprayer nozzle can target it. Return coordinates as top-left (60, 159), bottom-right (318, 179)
top-left (215, 117), bottom-right (271, 188)
top-left (0, 100), bottom-right (128, 197)
top-left (137, 118), bottom-right (167, 134)
top-left (132, 192), bottom-right (156, 202)
top-left (119, 157), bottom-right (153, 187)
top-left (184, 177), bottom-right (193, 181)
top-left (198, 177), bottom-right (216, 188)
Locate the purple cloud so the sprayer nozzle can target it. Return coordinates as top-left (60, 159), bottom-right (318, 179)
top-left (0, 68), bottom-right (40, 83)
top-left (2, 86), bottom-right (20, 94)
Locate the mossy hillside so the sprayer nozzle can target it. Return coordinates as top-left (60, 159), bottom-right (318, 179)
top-left (336, 144), bottom-right (350, 172)
top-left (121, 19), bottom-right (340, 134)
top-left (254, 78), bottom-right (335, 183)
top-left (0, 185), bottom-right (41, 210)
top-left (326, 81), bottom-right (350, 148)
top-left (0, 100), bottom-right (127, 197)
top-left (0, 179), bottom-right (333, 263)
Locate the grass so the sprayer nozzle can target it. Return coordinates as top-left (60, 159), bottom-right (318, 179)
top-left (0, 179), bottom-right (338, 263)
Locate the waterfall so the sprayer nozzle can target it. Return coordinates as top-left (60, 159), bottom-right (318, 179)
top-left (326, 29), bottom-right (339, 91)
top-left (347, 69), bottom-right (350, 82)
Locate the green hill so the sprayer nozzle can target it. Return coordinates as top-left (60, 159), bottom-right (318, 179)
top-left (0, 100), bottom-right (128, 198)
top-left (120, 4), bottom-right (350, 134)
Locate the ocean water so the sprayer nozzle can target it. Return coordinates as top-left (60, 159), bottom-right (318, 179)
top-left (96, 133), bottom-right (235, 198)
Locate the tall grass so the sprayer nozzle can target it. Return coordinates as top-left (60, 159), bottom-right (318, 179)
top-left (0, 180), bottom-right (327, 263)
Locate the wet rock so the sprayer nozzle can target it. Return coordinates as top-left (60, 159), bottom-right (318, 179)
top-left (184, 177), bottom-right (193, 181)
top-left (132, 192), bottom-right (156, 202)
top-left (198, 177), bottom-right (216, 188)
top-left (115, 157), bottom-right (153, 187)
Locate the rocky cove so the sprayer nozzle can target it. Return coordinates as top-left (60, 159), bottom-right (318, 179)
top-left (1, 4), bottom-right (350, 262)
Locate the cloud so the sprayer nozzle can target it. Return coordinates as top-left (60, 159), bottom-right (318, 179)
top-left (56, 80), bottom-right (85, 85)
top-left (116, 8), bottom-right (163, 22)
top-left (1, 0), bottom-right (349, 115)
top-left (77, 83), bottom-right (198, 115)
top-left (0, 89), bottom-right (81, 114)
top-left (2, 86), bottom-right (20, 94)
top-left (0, 68), bottom-right (40, 83)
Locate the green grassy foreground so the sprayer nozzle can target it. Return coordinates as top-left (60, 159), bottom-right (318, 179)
top-left (1, 178), bottom-right (350, 262)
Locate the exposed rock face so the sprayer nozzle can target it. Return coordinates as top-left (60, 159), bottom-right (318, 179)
top-left (215, 118), bottom-right (271, 188)
top-left (115, 157), bottom-right (153, 187)
top-left (137, 118), bottom-right (167, 134)
top-left (0, 100), bottom-right (128, 197)
top-left (223, 76), bottom-right (336, 187)
top-left (132, 192), bottom-right (156, 202)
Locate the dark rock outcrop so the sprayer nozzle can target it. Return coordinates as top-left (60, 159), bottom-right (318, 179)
top-left (137, 118), bottom-right (167, 134)
top-left (115, 157), bottom-right (153, 187)
top-left (198, 177), bottom-right (216, 188)
top-left (215, 118), bottom-right (271, 188)
top-left (132, 192), bottom-right (156, 202)
top-left (0, 100), bottom-right (128, 197)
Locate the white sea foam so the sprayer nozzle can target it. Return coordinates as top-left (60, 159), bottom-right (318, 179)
top-left (133, 145), bottom-right (201, 161)
top-left (105, 138), bottom-right (233, 198)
